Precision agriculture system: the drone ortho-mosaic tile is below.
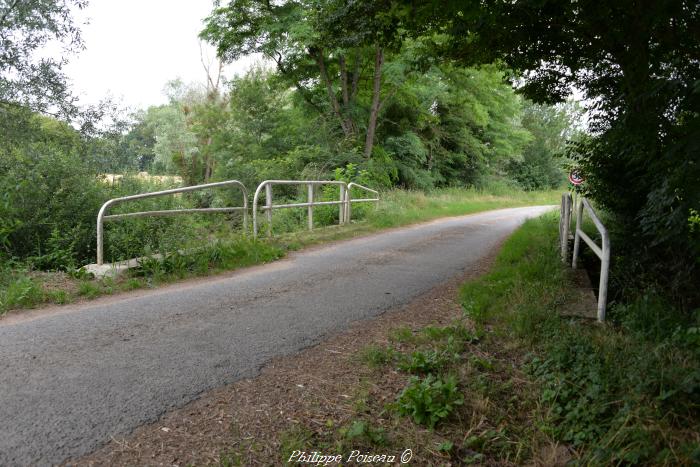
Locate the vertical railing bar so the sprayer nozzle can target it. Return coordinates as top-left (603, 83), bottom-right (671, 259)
top-left (571, 198), bottom-right (584, 270)
top-left (265, 183), bottom-right (273, 237)
top-left (307, 183), bottom-right (314, 231)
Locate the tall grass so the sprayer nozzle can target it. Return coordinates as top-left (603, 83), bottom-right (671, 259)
top-left (365, 187), bottom-right (558, 229)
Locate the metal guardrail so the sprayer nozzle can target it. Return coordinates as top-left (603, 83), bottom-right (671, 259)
top-left (571, 198), bottom-right (611, 322)
top-left (344, 182), bottom-right (379, 223)
top-left (252, 180), bottom-right (379, 238)
top-left (252, 180), bottom-right (347, 238)
top-left (559, 192), bottom-right (573, 263)
top-left (96, 180), bottom-right (248, 265)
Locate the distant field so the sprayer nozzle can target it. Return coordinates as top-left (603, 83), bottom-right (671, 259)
top-left (99, 172), bottom-right (183, 185)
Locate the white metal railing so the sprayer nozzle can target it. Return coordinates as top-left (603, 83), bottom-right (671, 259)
top-left (571, 198), bottom-right (611, 322)
top-left (252, 180), bottom-right (379, 238)
top-left (344, 182), bottom-right (379, 223)
top-left (96, 180), bottom-right (248, 265)
top-left (559, 192), bottom-right (573, 263)
top-left (252, 180), bottom-right (347, 238)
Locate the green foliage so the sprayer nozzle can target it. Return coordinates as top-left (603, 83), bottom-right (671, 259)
top-left (0, 119), bottom-right (105, 268)
top-left (506, 101), bottom-right (581, 190)
top-left (0, 276), bottom-right (44, 312)
top-left (398, 349), bottom-right (458, 374)
top-left (359, 344), bottom-right (395, 368)
top-left (77, 281), bottom-right (101, 298)
top-left (0, 0), bottom-right (85, 116)
top-left (397, 374), bottom-right (464, 428)
top-left (451, 0), bottom-right (699, 306)
top-left (130, 237), bottom-right (284, 280)
top-left (342, 420), bottom-right (386, 446)
top-left (460, 214), bottom-right (700, 464)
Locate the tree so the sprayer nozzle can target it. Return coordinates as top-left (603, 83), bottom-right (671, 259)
top-left (201, 0), bottom-right (405, 158)
top-left (385, 0), bottom-right (699, 303)
top-left (507, 101), bottom-right (581, 190)
top-left (475, 0), bottom-right (699, 301)
top-left (0, 0), bottom-right (86, 117)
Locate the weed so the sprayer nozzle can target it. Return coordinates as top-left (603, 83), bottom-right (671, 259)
top-left (279, 425), bottom-right (316, 464)
top-left (459, 214), bottom-right (700, 465)
top-left (396, 374), bottom-right (464, 428)
top-left (77, 281), bottom-right (101, 298)
top-left (437, 440), bottom-right (454, 453)
top-left (359, 344), bottom-right (395, 368)
top-left (125, 278), bottom-right (142, 290)
top-left (47, 290), bottom-right (69, 305)
top-left (0, 276), bottom-right (44, 312)
top-left (342, 420), bottom-right (386, 446)
top-left (398, 349), bottom-right (457, 374)
top-left (469, 355), bottom-right (494, 371)
top-left (388, 326), bottom-right (415, 343)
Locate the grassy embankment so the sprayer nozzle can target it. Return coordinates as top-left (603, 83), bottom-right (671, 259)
top-left (0, 187), bottom-right (558, 315)
top-left (261, 213), bottom-right (698, 465)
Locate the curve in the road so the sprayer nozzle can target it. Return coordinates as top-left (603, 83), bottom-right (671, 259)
top-left (0, 206), bottom-right (552, 466)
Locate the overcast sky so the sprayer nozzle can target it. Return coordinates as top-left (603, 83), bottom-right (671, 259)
top-left (64, 0), bottom-right (259, 111)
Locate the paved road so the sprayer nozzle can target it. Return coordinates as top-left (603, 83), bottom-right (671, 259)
top-left (0, 206), bottom-right (552, 465)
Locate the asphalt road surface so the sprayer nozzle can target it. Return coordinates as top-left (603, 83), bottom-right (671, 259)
top-left (0, 206), bottom-right (552, 466)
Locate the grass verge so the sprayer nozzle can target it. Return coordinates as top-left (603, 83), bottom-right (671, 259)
top-left (0, 187), bottom-right (558, 316)
top-left (461, 214), bottom-right (699, 464)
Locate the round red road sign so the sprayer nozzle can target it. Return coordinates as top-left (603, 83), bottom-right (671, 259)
top-left (569, 169), bottom-right (584, 186)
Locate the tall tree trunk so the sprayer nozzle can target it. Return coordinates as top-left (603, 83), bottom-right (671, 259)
top-left (315, 49), bottom-right (353, 138)
top-left (339, 54), bottom-right (349, 106)
top-left (351, 53), bottom-right (361, 101)
top-left (364, 45), bottom-right (384, 159)
top-left (338, 54), bottom-right (357, 134)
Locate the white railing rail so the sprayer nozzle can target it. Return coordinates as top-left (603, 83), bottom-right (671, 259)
top-left (253, 180), bottom-right (347, 238)
top-left (344, 182), bottom-right (379, 223)
top-left (252, 180), bottom-right (380, 238)
top-left (559, 192), bottom-right (573, 263)
top-left (96, 180), bottom-right (248, 265)
top-left (571, 198), bottom-right (611, 322)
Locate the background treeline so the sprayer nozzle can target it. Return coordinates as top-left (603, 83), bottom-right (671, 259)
top-left (1, 17), bottom-right (578, 270)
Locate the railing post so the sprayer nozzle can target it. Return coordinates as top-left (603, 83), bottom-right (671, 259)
top-left (346, 188), bottom-right (352, 223)
top-left (265, 183), bottom-right (273, 237)
top-left (598, 233), bottom-right (611, 322)
top-left (242, 190), bottom-right (248, 235)
top-left (560, 194), bottom-right (571, 263)
top-left (571, 199), bottom-right (583, 269)
top-left (559, 195), bottom-right (565, 263)
top-left (97, 215), bottom-right (104, 265)
top-left (339, 184), bottom-right (346, 225)
top-left (307, 183), bottom-right (314, 230)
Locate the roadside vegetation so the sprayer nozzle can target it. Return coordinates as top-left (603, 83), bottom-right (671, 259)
top-left (0, 187), bottom-right (558, 315)
top-left (229, 214), bottom-right (697, 466)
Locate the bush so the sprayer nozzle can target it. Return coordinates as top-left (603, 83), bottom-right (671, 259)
top-left (0, 142), bottom-right (106, 269)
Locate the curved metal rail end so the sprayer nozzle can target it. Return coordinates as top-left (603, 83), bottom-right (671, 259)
top-left (96, 180), bottom-right (248, 265)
